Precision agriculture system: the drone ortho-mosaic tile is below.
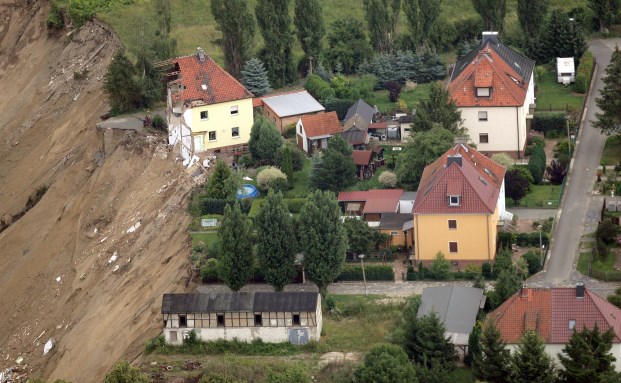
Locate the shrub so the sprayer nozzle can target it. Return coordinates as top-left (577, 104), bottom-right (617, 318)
top-left (145, 335), bottom-right (166, 353)
top-left (482, 262), bottom-right (493, 279)
top-left (522, 251), bottom-right (542, 276)
top-left (378, 171), bottom-right (398, 188)
top-left (304, 74), bottom-right (335, 101)
top-left (490, 153), bottom-right (513, 168)
top-left (274, 144), bottom-right (304, 171)
top-left (67, 0), bottom-right (102, 28)
top-left (266, 365), bottom-right (310, 383)
top-left (283, 124), bottom-right (296, 139)
top-left (533, 112), bottom-right (566, 137)
top-left (597, 218), bottom-right (619, 245)
top-left (257, 167), bottom-right (288, 191)
top-left (324, 98), bottom-right (355, 120)
top-left (515, 232), bottom-right (549, 247)
top-left (464, 263), bottom-right (482, 278)
top-left (336, 264), bottom-right (394, 281)
top-left (200, 258), bottom-right (220, 283)
top-left (528, 144), bottom-right (546, 184)
top-left (47, 5), bottom-right (64, 30)
top-left (199, 374), bottom-right (247, 383)
top-left (151, 114), bottom-right (166, 131)
top-left (498, 232), bottom-right (515, 248)
top-left (429, 252), bottom-right (451, 280)
top-left (528, 135), bottom-right (546, 148)
top-left (575, 51), bottom-right (594, 93)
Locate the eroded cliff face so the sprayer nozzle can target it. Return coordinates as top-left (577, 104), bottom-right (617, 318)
top-left (0, 2), bottom-right (193, 381)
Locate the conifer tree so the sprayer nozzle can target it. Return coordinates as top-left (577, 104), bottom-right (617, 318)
top-left (256, 0), bottom-right (296, 87)
top-left (558, 324), bottom-right (618, 383)
top-left (412, 82), bottom-right (464, 134)
top-left (256, 191), bottom-right (296, 291)
top-left (355, 344), bottom-right (418, 383)
top-left (309, 135), bottom-right (356, 192)
top-left (401, 310), bottom-right (456, 370)
top-left (104, 50), bottom-right (141, 113)
top-left (280, 145), bottom-right (294, 183)
top-left (594, 46), bottom-right (621, 135)
top-left (537, 11), bottom-right (586, 64)
top-left (299, 191), bottom-right (348, 294)
top-left (211, 0), bottom-right (255, 79)
top-left (294, 0), bottom-right (325, 65)
top-left (205, 161), bottom-right (232, 199)
top-left (218, 203), bottom-right (254, 291)
top-left (241, 58), bottom-right (272, 97)
top-left (475, 321), bottom-right (512, 383)
top-left (465, 322), bottom-right (482, 367)
top-left (511, 331), bottom-right (556, 383)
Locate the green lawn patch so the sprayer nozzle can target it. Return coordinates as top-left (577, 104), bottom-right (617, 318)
top-left (591, 251), bottom-right (617, 273)
top-left (365, 83), bottom-right (433, 114)
top-left (600, 135), bottom-right (621, 166)
top-left (191, 231), bottom-right (218, 247)
top-left (577, 252), bottom-right (592, 275)
top-left (449, 368), bottom-right (476, 383)
top-left (506, 184), bottom-right (563, 208)
top-left (535, 70), bottom-right (585, 112)
top-left (285, 156), bottom-right (311, 198)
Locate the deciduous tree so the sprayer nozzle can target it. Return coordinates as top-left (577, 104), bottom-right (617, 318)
top-left (594, 46), bottom-right (621, 135)
top-left (511, 331), bottom-right (556, 383)
top-left (299, 191), bottom-right (348, 293)
top-left (241, 58), bottom-right (272, 96)
top-left (505, 166), bottom-right (533, 204)
top-left (104, 50), bottom-right (141, 114)
top-left (294, 0), bottom-right (325, 66)
top-left (211, 0), bottom-right (255, 79)
top-left (218, 203), bottom-right (254, 291)
top-left (412, 82), bottom-right (464, 134)
top-left (256, 0), bottom-right (296, 87)
top-left (343, 218), bottom-right (375, 255)
top-left (326, 19), bottom-right (373, 74)
top-left (589, 0), bottom-right (618, 33)
top-left (363, 0), bottom-right (401, 53)
top-left (475, 321), bottom-right (511, 383)
top-left (471, 0), bottom-right (507, 34)
top-left (517, 0), bottom-right (549, 39)
top-left (355, 343), bottom-right (418, 383)
top-left (256, 191), bottom-right (296, 291)
top-left (403, 0), bottom-right (441, 48)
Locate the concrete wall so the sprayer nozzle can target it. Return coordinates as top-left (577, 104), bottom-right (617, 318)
top-left (188, 98), bottom-right (253, 152)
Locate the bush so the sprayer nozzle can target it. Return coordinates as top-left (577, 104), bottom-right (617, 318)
top-left (515, 232), bottom-right (549, 247)
top-left (324, 98), bottom-right (355, 120)
top-left (429, 252), bottom-right (450, 280)
top-left (336, 264), bottom-right (394, 281)
top-left (522, 251), bottom-right (542, 276)
top-left (47, 5), bottom-right (64, 30)
top-left (304, 74), bottom-right (335, 101)
top-left (274, 144), bottom-right (304, 171)
top-left (145, 335), bottom-right (166, 353)
top-left (464, 263), bottom-right (482, 278)
top-left (257, 167), bottom-right (288, 192)
top-left (199, 374), bottom-right (247, 383)
top-left (575, 51), bottom-right (594, 93)
top-left (597, 219), bottom-right (619, 245)
top-left (532, 112), bottom-right (566, 137)
top-left (482, 262), bottom-right (493, 279)
top-left (151, 114), bottom-right (166, 131)
top-left (266, 365), bottom-right (310, 383)
top-left (378, 171), bottom-right (398, 188)
top-left (67, 0), bottom-right (102, 28)
top-left (528, 135), bottom-right (546, 148)
top-left (490, 153), bottom-right (513, 168)
top-left (498, 232), bottom-right (515, 248)
top-left (528, 144), bottom-right (546, 184)
top-left (283, 124), bottom-right (296, 139)
top-left (200, 258), bottom-right (220, 283)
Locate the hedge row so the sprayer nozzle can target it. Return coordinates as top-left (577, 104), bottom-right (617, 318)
top-left (498, 231), bottom-right (550, 248)
top-left (528, 144), bottom-right (546, 184)
top-left (335, 264), bottom-right (394, 281)
top-left (406, 266), bottom-right (482, 281)
top-left (248, 198), bottom-right (307, 219)
top-left (575, 51), bottom-right (595, 94)
top-left (305, 74), bottom-right (335, 101)
top-left (195, 198), bottom-right (253, 215)
top-left (532, 112), bottom-right (566, 136)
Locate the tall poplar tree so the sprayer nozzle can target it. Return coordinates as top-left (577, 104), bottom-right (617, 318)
top-left (299, 191), bottom-right (348, 293)
top-left (256, 191), bottom-right (296, 291)
top-left (474, 321), bottom-right (512, 383)
top-left (294, 0), bottom-right (325, 69)
top-left (594, 46), bottom-right (621, 135)
top-left (211, 0), bottom-right (255, 79)
top-left (517, 0), bottom-right (549, 39)
top-left (511, 331), bottom-right (556, 383)
top-left (256, 0), bottom-right (296, 87)
top-left (218, 203), bottom-right (254, 291)
top-left (403, 0), bottom-right (442, 48)
top-left (589, 0), bottom-right (618, 33)
top-left (363, 0), bottom-right (401, 53)
top-left (471, 0), bottom-right (507, 34)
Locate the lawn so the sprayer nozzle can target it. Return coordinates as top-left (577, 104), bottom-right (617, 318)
top-left (577, 251), bottom-right (592, 275)
top-left (285, 156), bottom-right (312, 198)
top-left (366, 83), bottom-right (433, 114)
top-left (535, 70), bottom-right (586, 112)
top-left (190, 231), bottom-right (218, 248)
top-left (600, 135), bottom-right (621, 166)
top-left (506, 184), bottom-right (563, 208)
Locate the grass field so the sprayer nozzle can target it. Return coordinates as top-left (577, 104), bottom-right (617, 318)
top-left (366, 83), bottom-right (433, 113)
top-left (506, 184), bottom-right (563, 208)
top-left (285, 156), bottom-right (312, 198)
top-left (600, 135), bottom-right (621, 166)
top-left (190, 231), bottom-right (218, 247)
top-left (535, 70), bottom-right (586, 112)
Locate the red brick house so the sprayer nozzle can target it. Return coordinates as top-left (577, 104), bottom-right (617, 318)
top-left (257, 90), bottom-right (325, 133)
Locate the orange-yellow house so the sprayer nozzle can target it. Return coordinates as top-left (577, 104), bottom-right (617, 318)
top-left (412, 144), bottom-right (507, 266)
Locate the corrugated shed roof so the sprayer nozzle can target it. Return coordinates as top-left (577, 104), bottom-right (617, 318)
top-left (352, 150), bottom-right (373, 166)
top-left (171, 54), bottom-right (253, 105)
top-left (413, 144), bottom-right (505, 215)
top-left (488, 287), bottom-right (621, 344)
top-left (300, 111), bottom-right (342, 138)
top-left (378, 213), bottom-right (413, 230)
top-left (418, 286), bottom-right (484, 335)
top-left (162, 292), bottom-right (319, 313)
top-left (261, 90), bottom-right (325, 117)
top-left (344, 99), bottom-right (375, 123)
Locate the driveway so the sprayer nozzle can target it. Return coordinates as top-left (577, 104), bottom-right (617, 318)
top-left (540, 39), bottom-right (619, 284)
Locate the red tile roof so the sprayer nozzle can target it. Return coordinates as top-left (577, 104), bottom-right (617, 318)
top-left (300, 111), bottom-right (342, 138)
top-left (352, 150), bottom-right (373, 166)
top-left (171, 53), bottom-right (253, 105)
top-left (338, 189), bottom-right (403, 214)
top-left (449, 46), bottom-right (530, 107)
top-left (488, 287), bottom-right (621, 344)
top-left (413, 144), bottom-right (506, 215)
top-left (253, 98), bottom-right (263, 108)
top-left (368, 121), bottom-right (388, 129)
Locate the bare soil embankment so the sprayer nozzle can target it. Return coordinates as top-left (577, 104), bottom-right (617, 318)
top-left (0, 2), bottom-right (194, 381)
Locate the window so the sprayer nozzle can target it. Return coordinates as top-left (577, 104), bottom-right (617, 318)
top-left (217, 314), bottom-right (225, 327)
top-left (448, 220), bottom-right (457, 229)
top-left (170, 331), bottom-right (177, 342)
top-left (200, 111), bottom-right (208, 120)
top-left (293, 314), bottom-right (301, 326)
top-left (230, 105), bottom-right (239, 116)
top-left (479, 133), bottom-right (489, 143)
top-left (478, 111), bottom-right (488, 121)
top-left (179, 315), bottom-right (187, 328)
top-left (232, 127), bottom-right (239, 138)
top-left (208, 131), bottom-right (216, 141)
top-left (390, 231), bottom-right (398, 236)
top-left (449, 242), bottom-right (458, 253)
top-left (476, 87), bottom-right (490, 97)
top-left (449, 196), bottom-right (461, 206)
top-left (255, 314), bottom-right (263, 327)
top-left (569, 320), bottom-right (576, 330)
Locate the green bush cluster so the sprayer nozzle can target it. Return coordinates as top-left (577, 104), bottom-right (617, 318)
top-left (192, 198), bottom-right (253, 216)
top-left (147, 337), bottom-right (311, 356)
top-left (575, 51), bottom-right (595, 94)
top-left (406, 266), bottom-right (483, 281)
top-left (323, 98), bottom-right (354, 120)
top-left (66, 0), bottom-right (134, 28)
top-left (522, 251), bottom-right (543, 276)
top-left (47, 5), bottom-right (64, 30)
top-left (305, 74), bottom-right (335, 101)
top-left (248, 198), bottom-right (306, 219)
top-left (528, 143), bottom-right (546, 184)
top-left (336, 264), bottom-right (394, 281)
top-left (532, 112), bottom-right (566, 137)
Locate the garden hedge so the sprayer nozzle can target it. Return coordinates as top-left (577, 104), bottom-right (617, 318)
top-left (532, 112), bottom-right (566, 137)
top-left (575, 51), bottom-right (595, 94)
top-left (195, 198), bottom-right (253, 215)
top-left (405, 266), bottom-right (482, 281)
top-left (248, 198), bottom-right (307, 219)
top-left (335, 264), bottom-right (394, 281)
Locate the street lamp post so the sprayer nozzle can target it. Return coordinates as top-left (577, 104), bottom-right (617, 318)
top-left (537, 224), bottom-right (544, 267)
top-left (359, 254), bottom-right (367, 296)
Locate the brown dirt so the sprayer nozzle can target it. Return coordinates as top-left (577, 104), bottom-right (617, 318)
top-left (0, 2), bottom-right (196, 382)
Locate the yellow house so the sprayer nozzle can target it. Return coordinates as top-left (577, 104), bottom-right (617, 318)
top-left (166, 48), bottom-right (254, 161)
top-left (412, 144), bottom-right (507, 267)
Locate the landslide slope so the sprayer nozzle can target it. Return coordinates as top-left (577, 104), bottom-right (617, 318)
top-left (0, 1), bottom-right (193, 381)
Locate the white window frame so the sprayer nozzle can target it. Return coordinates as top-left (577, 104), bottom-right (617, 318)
top-left (232, 127), bottom-right (240, 138)
top-left (230, 105), bottom-right (239, 116)
top-left (479, 133), bottom-right (489, 143)
top-left (449, 241), bottom-right (458, 253)
top-left (390, 231), bottom-right (398, 236)
top-left (478, 111), bottom-right (488, 121)
top-left (200, 110), bottom-right (208, 120)
top-left (448, 196), bottom-right (461, 206)
top-left (448, 219), bottom-right (457, 229)
top-left (476, 87), bottom-right (490, 97)
top-left (208, 131), bottom-right (217, 142)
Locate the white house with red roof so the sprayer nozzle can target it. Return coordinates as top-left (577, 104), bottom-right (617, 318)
top-left (296, 111), bottom-right (342, 155)
top-left (413, 144), bottom-right (508, 266)
top-left (488, 284), bottom-right (621, 370)
top-left (449, 32), bottom-right (536, 158)
top-left (166, 48), bottom-right (254, 161)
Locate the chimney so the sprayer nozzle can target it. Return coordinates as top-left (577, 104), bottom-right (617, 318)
top-left (197, 47), bottom-right (206, 62)
top-left (482, 31), bottom-right (499, 45)
top-left (576, 282), bottom-right (585, 298)
top-left (447, 154), bottom-right (462, 168)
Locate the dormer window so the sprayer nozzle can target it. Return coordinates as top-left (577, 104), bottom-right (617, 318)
top-left (448, 195), bottom-right (461, 206)
top-left (476, 87), bottom-right (490, 97)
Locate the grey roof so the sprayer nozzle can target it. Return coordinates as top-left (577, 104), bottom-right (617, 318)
top-left (451, 36), bottom-right (535, 84)
top-left (378, 213), bottom-right (414, 230)
top-left (261, 91), bottom-right (324, 117)
top-left (417, 286), bottom-right (484, 335)
top-left (344, 99), bottom-right (375, 123)
top-left (340, 129), bottom-right (369, 146)
top-left (162, 292), bottom-right (319, 313)
top-left (400, 191), bottom-right (417, 202)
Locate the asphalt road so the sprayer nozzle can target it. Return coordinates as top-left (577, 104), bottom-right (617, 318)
top-left (542, 39), bottom-right (617, 284)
